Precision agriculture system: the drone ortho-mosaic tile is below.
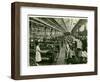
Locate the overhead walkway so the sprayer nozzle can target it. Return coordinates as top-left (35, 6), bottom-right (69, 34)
top-left (71, 19), bottom-right (87, 34)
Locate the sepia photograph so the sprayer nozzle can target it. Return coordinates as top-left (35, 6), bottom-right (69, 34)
top-left (11, 2), bottom-right (97, 79)
top-left (29, 16), bottom-right (88, 66)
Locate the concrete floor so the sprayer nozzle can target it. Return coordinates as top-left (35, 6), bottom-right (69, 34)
top-left (56, 46), bottom-right (66, 65)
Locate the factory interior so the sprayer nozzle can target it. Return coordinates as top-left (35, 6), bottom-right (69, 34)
top-left (29, 16), bottom-right (87, 66)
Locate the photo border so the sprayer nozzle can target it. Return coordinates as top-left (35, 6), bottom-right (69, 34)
top-left (11, 2), bottom-right (98, 80)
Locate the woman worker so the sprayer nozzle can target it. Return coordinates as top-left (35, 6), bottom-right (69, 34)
top-left (35, 41), bottom-right (48, 65)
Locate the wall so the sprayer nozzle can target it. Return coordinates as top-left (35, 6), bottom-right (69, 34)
top-left (0, 0), bottom-right (100, 82)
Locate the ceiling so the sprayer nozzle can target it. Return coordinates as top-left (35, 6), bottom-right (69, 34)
top-left (29, 17), bottom-right (87, 34)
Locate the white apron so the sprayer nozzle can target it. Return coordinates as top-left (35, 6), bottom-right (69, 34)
top-left (35, 46), bottom-right (42, 62)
